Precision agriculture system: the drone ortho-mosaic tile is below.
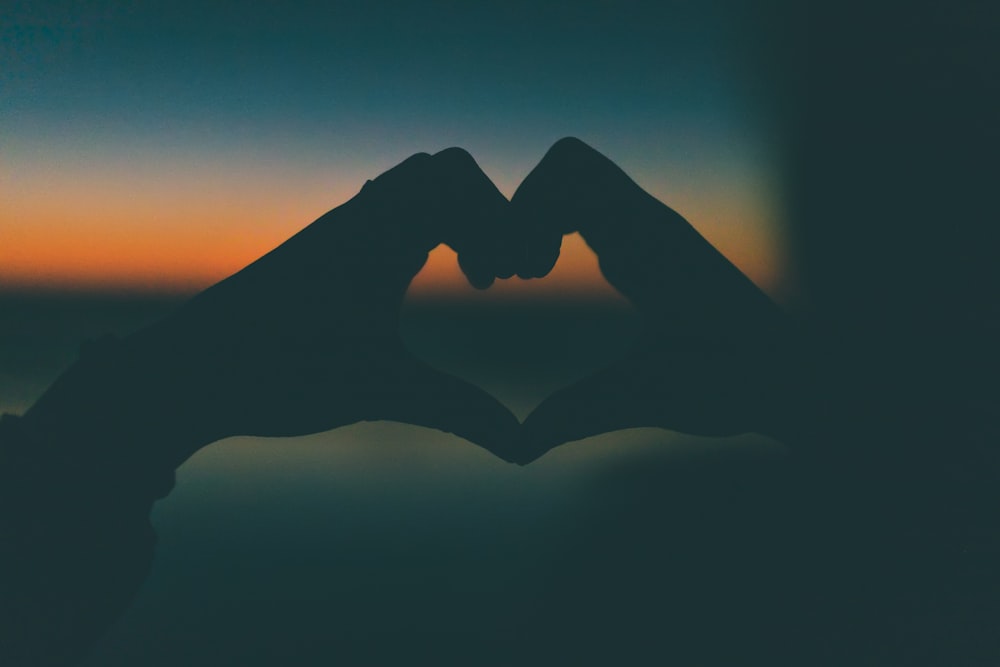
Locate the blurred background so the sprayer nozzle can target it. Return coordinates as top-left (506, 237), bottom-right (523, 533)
top-left (3, 0), bottom-right (997, 664)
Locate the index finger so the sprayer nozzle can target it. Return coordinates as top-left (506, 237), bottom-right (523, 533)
top-left (509, 138), bottom-right (784, 335)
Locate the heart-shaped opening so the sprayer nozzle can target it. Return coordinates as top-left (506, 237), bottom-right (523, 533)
top-left (400, 232), bottom-right (641, 421)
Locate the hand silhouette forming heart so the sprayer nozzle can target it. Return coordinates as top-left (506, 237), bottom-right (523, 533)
top-left (2, 138), bottom-right (805, 498)
top-left (0, 139), bottom-right (814, 665)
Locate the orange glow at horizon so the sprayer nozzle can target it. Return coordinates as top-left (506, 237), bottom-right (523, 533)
top-left (407, 233), bottom-right (628, 303)
top-left (0, 160), bottom-right (358, 294)
top-left (1, 159), bottom-right (789, 299)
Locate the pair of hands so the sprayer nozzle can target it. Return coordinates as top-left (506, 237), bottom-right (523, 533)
top-left (20, 139), bottom-right (796, 473)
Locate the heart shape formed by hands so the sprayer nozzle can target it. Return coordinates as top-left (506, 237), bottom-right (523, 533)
top-left (5, 138), bottom-right (805, 488)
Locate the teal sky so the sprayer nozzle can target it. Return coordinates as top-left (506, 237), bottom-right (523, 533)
top-left (2, 0), bottom-right (796, 296)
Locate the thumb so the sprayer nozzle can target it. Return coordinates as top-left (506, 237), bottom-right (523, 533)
top-left (517, 345), bottom-right (768, 464)
top-left (516, 365), bottom-right (670, 464)
top-left (366, 354), bottom-right (523, 464)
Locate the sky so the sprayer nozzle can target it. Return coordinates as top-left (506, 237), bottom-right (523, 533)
top-left (2, 0), bottom-right (795, 300)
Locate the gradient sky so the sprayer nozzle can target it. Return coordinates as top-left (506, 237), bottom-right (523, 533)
top-left (2, 0), bottom-right (794, 299)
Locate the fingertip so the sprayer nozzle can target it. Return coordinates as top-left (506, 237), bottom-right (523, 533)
top-left (457, 251), bottom-right (497, 289)
top-left (517, 391), bottom-right (599, 462)
top-left (455, 227), bottom-right (524, 287)
top-left (518, 367), bottom-right (658, 460)
top-left (395, 361), bottom-right (523, 462)
top-left (472, 276), bottom-right (496, 290)
top-left (494, 266), bottom-right (516, 280)
top-left (515, 230), bottom-right (562, 279)
top-left (505, 446), bottom-right (548, 467)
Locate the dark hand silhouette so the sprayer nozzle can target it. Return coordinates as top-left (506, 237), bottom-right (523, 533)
top-left (14, 148), bottom-right (523, 491)
top-left (7, 139), bottom-right (809, 480)
top-left (5, 149), bottom-right (525, 667)
top-left (509, 138), bottom-right (800, 463)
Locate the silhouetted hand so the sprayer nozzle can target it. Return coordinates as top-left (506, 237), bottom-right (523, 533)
top-left (510, 138), bottom-right (800, 463)
top-left (16, 148), bottom-right (523, 485)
